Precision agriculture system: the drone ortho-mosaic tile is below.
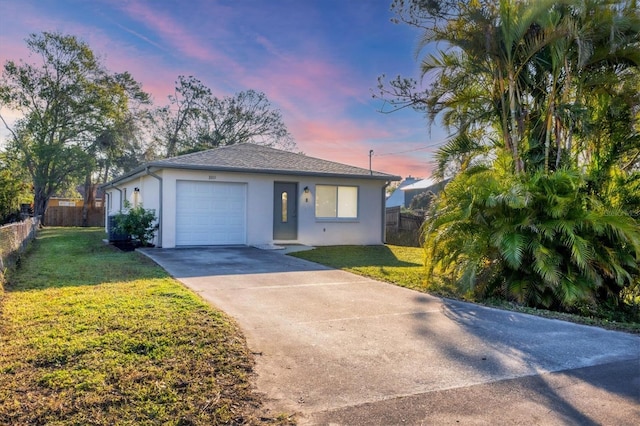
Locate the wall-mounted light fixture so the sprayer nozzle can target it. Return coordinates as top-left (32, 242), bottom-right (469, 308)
top-left (303, 186), bottom-right (310, 203)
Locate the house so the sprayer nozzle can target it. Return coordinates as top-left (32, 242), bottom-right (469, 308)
top-left (101, 143), bottom-right (401, 248)
top-left (385, 176), bottom-right (420, 208)
top-left (401, 178), bottom-right (449, 209)
top-left (49, 186), bottom-right (104, 208)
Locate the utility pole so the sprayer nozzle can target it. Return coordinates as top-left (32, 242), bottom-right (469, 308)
top-left (369, 149), bottom-right (374, 175)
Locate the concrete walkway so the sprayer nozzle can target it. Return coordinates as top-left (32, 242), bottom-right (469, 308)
top-left (140, 247), bottom-right (640, 425)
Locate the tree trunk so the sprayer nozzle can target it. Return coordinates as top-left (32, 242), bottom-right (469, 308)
top-left (508, 72), bottom-right (523, 173)
top-left (81, 173), bottom-right (92, 227)
top-left (33, 187), bottom-right (49, 223)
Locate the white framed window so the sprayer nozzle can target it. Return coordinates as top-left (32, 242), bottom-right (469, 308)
top-left (315, 185), bottom-right (358, 219)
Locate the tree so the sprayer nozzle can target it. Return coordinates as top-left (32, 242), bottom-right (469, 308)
top-left (382, 0), bottom-right (640, 310)
top-left (0, 152), bottom-right (31, 223)
top-left (0, 32), bottom-right (147, 218)
top-left (79, 72), bottom-right (150, 226)
top-left (153, 75), bottom-right (210, 158)
top-left (382, 0), bottom-right (640, 179)
top-left (154, 75), bottom-right (296, 157)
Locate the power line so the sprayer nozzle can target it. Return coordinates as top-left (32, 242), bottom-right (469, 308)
top-left (374, 138), bottom-right (450, 157)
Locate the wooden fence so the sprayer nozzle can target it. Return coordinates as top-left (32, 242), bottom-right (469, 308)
top-left (385, 206), bottom-right (426, 247)
top-left (44, 206), bottom-right (105, 227)
top-left (385, 206), bottom-right (425, 231)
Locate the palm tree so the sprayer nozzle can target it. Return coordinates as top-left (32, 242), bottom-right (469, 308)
top-left (390, 0), bottom-right (640, 310)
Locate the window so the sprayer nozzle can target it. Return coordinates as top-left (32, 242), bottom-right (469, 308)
top-left (281, 192), bottom-right (288, 222)
top-left (315, 185), bottom-right (358, 219)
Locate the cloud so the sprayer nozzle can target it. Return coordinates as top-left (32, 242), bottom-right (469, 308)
top-left (287, 116), bottom-right (433, 178)
top-left (0, 0), bottom-right (439, 178)
top-left (113, 22), bottom-right (166, 52)
top-left (114, 0), bottom-right (244, 76)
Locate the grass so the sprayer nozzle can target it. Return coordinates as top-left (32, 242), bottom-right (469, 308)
top-left (0, 228), bottom-right (286, 425)
top-left (290, 245), bottom-right (640, 334)
top-left (290, 245), bottom-right (429, 291)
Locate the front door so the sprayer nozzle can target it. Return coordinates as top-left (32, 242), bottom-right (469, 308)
top-left (273, 182), bottom-right (298, 240)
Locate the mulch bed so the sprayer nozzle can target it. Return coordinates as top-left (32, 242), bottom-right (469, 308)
top-left (110, 241), bottom-right (140, 252)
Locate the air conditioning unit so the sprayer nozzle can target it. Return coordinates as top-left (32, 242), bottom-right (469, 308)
top-left (107, 214), bottom-right (129, 242)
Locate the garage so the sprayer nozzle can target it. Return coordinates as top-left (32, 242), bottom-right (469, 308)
top-left (102, 144), bottom-right (400, 248)
top-left (175, 180), bottom-right (247, 245)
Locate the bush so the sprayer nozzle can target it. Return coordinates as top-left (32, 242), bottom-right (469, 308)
top-left (423, 160), bottom-right (640, 311)
top-left (113, 202), bottom-right (158, 247)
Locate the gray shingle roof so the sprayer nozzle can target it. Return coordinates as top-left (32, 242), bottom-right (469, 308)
top-left (107, 144), bottom-right (400, 185)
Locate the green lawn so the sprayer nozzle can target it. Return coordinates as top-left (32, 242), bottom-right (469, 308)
top-left (290, 245), bottom-right (430, 291)
top-left (0, 228), bottom-right (283, 425)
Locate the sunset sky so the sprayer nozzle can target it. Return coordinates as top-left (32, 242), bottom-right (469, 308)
top-left (0, 0), bottom-right (447, 178)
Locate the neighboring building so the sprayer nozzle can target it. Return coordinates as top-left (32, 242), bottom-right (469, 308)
top-left (101, 143), bottom-right (401, 248)
top-left (401, 178), bottom-right (449, 209)
top-left (385, 176), bottom-right (421, 208)
top-left (49, 186), bottom-right (104, 208)
top-left (48, 198), bottom-right (84, 208)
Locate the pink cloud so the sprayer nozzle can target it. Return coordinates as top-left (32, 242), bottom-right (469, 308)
top-left (304, 139), bottom-right (431, 179)
top-left (290, 118), bottom-right (392, 144)
top-left (376, 154), bottom-right (433, 179)
top-left (288, 117), bottom-right (433, 178)
top-left (115, 0), bottom-right (244, 77)
top-left (0, 1), bottom-right (436, 178)
top-left (241, 63), bottom-right (351, 117)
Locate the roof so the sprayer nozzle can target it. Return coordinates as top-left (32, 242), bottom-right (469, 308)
top-left (385, 176), bottom-right (421, 207)
top-left (103, 143), bottom-right (401, 186)
top-left (400, 178), bottom-right (436, 191)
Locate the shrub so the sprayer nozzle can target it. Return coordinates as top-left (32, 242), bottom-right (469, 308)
top-left (423, 160), bottom-right (640, 311)
top-left (113, 202), bottom-right (158, 247)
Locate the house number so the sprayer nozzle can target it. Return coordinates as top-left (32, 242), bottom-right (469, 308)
top-left (208, 176), bottom-right (217, 180)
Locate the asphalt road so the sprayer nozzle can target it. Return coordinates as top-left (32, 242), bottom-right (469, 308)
top-left (140, 246), bottom-right (640, 425)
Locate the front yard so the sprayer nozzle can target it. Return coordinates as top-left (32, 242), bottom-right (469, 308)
top-left (0, 228), bottom-right (283, 425)
top-left (290, 245), bottom-right (429, 291)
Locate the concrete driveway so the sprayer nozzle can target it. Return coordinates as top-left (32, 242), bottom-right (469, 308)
top-left (140, 247), bottom-right (640, 425)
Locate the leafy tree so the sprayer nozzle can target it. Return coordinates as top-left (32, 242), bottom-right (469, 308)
top-left (0, 32), bottom-right (147, 218)
top-left (383, 0), bottom-right (640, 310)
top-left (154, 75), bottom-right (296, 157)
top-left (79, 73), bottom-right (150, 225)
top-left (409, 191), bottom-right (435, 210)
top-left (153, 75), bottom-right (210, 158)
top-left (0, 153), bottom-right (31, 223)
top-left (382, 0), bottom-right (640, 178)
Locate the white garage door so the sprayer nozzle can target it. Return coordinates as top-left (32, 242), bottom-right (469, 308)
top-left (176, 181), bottom-right (247, 245)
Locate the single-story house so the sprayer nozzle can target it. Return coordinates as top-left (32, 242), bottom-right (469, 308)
top-left (385, 176), bottom-right (420, 208)
top-left (101, 143), bottom-right (401, 248)
top-left (400, 177), bottom-right (449, 209)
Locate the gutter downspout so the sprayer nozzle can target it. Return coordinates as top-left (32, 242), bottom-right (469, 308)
top-left (146, 166), bottom-right (163, 248)
top-left (104, 184), bottom-right (123, 237)
top-left (104, 192), bottom-right (110, 230)
top-left (382, 181), bottom-right (390, 244)
top-left (110, 185), bottom-right (123, 211)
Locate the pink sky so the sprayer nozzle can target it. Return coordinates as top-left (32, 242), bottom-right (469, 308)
top-left (0, 0), bottom-right (446, 179)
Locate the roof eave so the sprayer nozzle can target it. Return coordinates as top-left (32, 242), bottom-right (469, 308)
top-left (98, 164), bottom-right (150, 189)
top-left (101, 163), bottom-right (401, 187)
